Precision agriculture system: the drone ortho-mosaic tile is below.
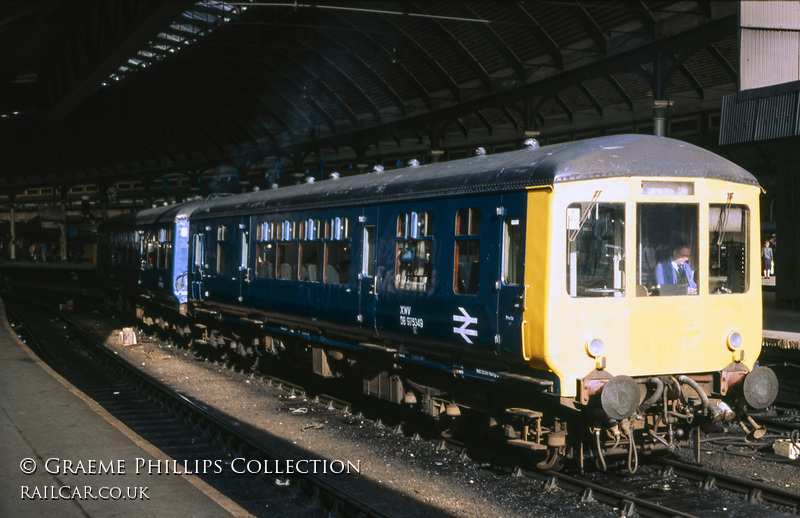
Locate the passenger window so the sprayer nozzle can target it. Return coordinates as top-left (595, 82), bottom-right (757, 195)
top-left (503, 218), bottom-right (524, 285)
top-left (709, 202), bottom-right (749, 294)
top-left (325, 217), bottom-right (351, 284)
top-left (454, 208), bottom-right (480, 295)
top-left (162, 228), bottom-right (173, 269)
top-left (277, 242), bottom-right (298, 280)
top-left (325, 242), bottom-right (350, 284)
top-left (396, 212), bottom-right (434, 291)
top-left (636, 204), bottom-right (698, 296)
top-left (146, 236), bottom-right (156, 268)
top-left (566, 201), bottom-right (625, 297)
top-left (256, 242), bottom-right (275, 278)
top-left (301, 242), bottom-right (323, 282)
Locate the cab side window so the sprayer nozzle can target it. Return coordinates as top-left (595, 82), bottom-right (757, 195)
top-left (709, 203), bottom-right (749, 294)
top-left (566, 201), bottom-right (625, 297)
top-left (636, 203), bottom-right (698, 296)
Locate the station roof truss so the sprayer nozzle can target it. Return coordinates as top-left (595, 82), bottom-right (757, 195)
top-left (0, 1), bottom-right (740, 194)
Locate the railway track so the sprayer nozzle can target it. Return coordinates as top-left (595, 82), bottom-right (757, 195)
top-left (7, 286), bottom-right (800, 517)
top-left (4, 294), bottom-right (392, 518)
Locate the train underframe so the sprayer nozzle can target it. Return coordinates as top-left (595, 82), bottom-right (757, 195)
top-left (117, 291), bottom-right (778, 474)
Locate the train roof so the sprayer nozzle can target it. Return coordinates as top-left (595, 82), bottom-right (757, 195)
top-left (99, 197), bottom-right (214, 231)
top-left (183, 135), bottom-right (762, 219)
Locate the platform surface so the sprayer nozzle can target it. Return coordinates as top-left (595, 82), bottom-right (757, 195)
top-left (762, 277), bottom-right (800, 351)
top-left (0, 301), bottom-right (247, 517)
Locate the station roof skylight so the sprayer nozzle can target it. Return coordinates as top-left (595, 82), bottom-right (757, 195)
top-left (102, 1), bottom-right (241, 87)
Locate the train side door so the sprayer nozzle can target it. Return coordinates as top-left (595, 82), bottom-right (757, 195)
top-left (238, 224), bottom-right (251, 304)
top-left (191, 232), bottom-right (206, 300)
top-left (496, 207), bottom-right (527, 357)
top-left (358, 207), bottom-right (379, 335)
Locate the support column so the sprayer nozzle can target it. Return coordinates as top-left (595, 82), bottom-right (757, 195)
top-left (60, 185), bottom-right (68, 262)
top-left (9, 194), bottom-right (15, 261)
top-left (653, 100), bottom-right (672, 137)
top-left (652, 50), bottom-right (672, 137)
top-left (775, 138), bottom-right (800, 308)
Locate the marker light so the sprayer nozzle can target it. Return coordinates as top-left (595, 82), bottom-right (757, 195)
top-left (585, 337), bottom-right (605, 358)
top-left (727, 331), bottom-right (743, 351)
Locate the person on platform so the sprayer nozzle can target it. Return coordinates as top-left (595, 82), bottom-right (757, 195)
top-left (762, 240), bottom-right (774, 279)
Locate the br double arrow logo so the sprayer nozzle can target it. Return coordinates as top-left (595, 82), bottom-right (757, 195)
top-left (453, 307), bottom-right (478, 344)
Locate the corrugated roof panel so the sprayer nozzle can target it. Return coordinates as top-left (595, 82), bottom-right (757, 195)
top-left (741, 29), bottom-right (800, 90)
top-left (741, 0), bottom-right (800, 30)
top-left (754, 91), bottom-right (799, 140)
top-left (719, 93), bottom-right (757, 145)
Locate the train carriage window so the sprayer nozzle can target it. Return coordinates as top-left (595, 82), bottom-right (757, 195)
top-left (256, 220), bottom-right (276, 278)
top-left (396, 212), bottom-right (434, 291)
top-left (325, 242), bottom-right (350, 284)
top-left (301, 242), bottom-right (323, 282)
top-left (216, 226), bottom-right (227, 274)
top-left (146, 232), bottom-right (156, 268)
top-left (709, 203), bottom-right (749, 294)
top-left (324, 217), bottom-right (351, 284)
top-left (239, 229), bottom-right (249, 271)
top-left (277, 242), bottom-right (298, 280)
top-left (636, 204), bottom-right (699, 296)
top-left (157, 228), bottom-right (172, 269)
top-left (256, 242), bottom-right (275, 278)
top-left (363, 225), bottom-right (376, 277)
top-left (454, 208), bottom-right (481, 294)
top-left (567, 202), bottom-right (625, 297)
top-left (456, 207), bottom-right (481, 236)
top-left (503, 219), bottom-right (524, 285)
top-left (304, 219), bottom-right (317, 240)
top-left (193, 234), bottom-right (205, 268)
top-left (136, 230), bottom-right (145, 264)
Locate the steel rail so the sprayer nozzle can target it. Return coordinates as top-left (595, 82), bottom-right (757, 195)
top-left (657, 457), bottom-right (800, 511)
top-left (6, 294), bottom-right (393, 518)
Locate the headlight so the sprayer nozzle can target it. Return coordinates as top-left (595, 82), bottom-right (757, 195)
top-left (727, 331), bottom-right (743, 351)
top-left (585, 337), bottom-right (605, 358)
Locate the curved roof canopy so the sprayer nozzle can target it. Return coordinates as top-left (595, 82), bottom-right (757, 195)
top-left (0, 1), bottom-right (741, 193)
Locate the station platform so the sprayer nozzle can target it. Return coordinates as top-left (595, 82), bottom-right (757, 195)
top-left (0, 301), bottom-right (248, 517)
top-left (762, 277), bottom-right (800, 353)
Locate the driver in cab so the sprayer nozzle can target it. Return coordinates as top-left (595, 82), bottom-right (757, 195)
top-left (654, 244), bottom-right (697, 295)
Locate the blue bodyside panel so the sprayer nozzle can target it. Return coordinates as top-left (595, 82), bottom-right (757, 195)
top-left (189, 191), bottom-right (530, 371)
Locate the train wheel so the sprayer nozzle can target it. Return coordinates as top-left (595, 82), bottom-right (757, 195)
top-left (535, 447), bottom-right (566, 471)
top-left (434, 414), bottom-right (461, 438)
